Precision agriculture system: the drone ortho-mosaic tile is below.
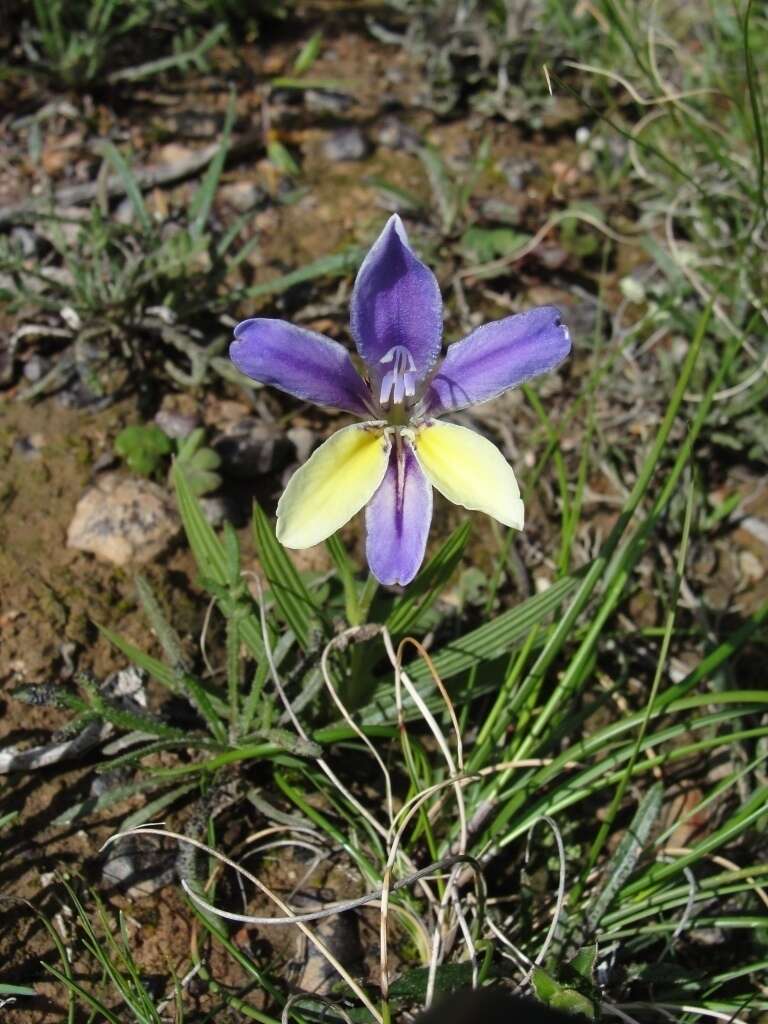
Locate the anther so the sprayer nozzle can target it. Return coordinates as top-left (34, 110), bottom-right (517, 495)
top-left (379, 345), bottom-right (417, 405)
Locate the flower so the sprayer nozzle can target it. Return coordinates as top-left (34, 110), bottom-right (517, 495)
top-left (229, 215), bottom-right (571, 586)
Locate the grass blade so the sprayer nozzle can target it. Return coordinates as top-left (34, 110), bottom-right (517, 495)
top-left (99, 142), bottom-right (151, 232)
top-left (252, 503), bottom-right (320, 649)
top-left (585, 781), bottom-right (664, 929)
top-left (172, 459), bottom-right (228, 585)
top-left (189, 89), bottom-right (236, 237)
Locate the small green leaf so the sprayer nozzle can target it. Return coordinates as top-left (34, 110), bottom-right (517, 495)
top-left (267, 139), bottom-right (300, 175)
top-left (293, 31), bottom-right (323, 74)
top-left (115, 424), bottom-right (172, 476)
top-left (570, 944), bottom-right (598, 982)
top-left (461, 225), bottom-right (530, 262)
top-left (549, 988), bottom-right (594, 1018)
top-left (532, 967), bottom-right (560, 1002)
top-left (100, 142), bottom-right (151, 232)
top-left (172, 459), bottom-right (228, 585)
top-left (175, 428), bottom-right (222, 496)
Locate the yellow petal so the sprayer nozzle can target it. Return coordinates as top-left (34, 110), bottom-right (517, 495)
top-left (413, 420), bottom-right (524, 529)
top-left (277, 423), bottom-right (391, 548)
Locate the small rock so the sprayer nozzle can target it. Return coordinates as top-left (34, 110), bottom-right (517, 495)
top-left (199, 494), bottom-right (231, 527)
top-left (10, 226), bottom-right (38, 257)
top-left (286, 426), bottom-right (316, 465)
top-left (214, 419), bottom-right (293, 478)
top-left (102, 835), bottom-right (176, 898)
top-left (739, 550), bottom-right (764, 583)
top-left (67, 473), bottom-right (180, 566)
top-left (304, 89), bottom-right (353, 115)
top-left (500, 157), bottom-right (539, 192)
top-left (90, 766), bottom-right (130, 799)
top-left (154, 407), bottom-right (201, 440)
top-left (290, 892), bottom-right (363, 994)
top-left (158, 143), bottom-right (195, 165)
top-left (322, 126), bottom-right (369, 162)
top-left (91, 452), bottom-right (119, 474)
top-left (13, 433), bottom-right (45, 459)
top-left (38, 206), bottom-right (88, 247)
top-left (538, 245), bottom-right (568, 270)
top-left (219, 180), bottom-right (263, 213)
top-left (114, 197), bottom-right (135, 224)
top-left (373, 115), bottom-right (418, 151)
top-left (22, 355), bottom-right (49, 382)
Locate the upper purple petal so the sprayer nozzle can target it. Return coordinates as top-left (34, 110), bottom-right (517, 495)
top-left (365, 438), bottom-right (432, 586)
top-left (422, 306), bottom-right (571, 416)
top-left (350, 215), bottom-right (443, 385)
top-left (230, 318), bottom-right (373, 417)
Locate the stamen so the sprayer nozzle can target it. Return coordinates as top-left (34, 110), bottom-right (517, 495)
top-left (379, 345), bottom-right (417, 405)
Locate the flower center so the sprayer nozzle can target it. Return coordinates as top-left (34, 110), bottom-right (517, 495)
top-left (379, 345), bottom-right (417, 406)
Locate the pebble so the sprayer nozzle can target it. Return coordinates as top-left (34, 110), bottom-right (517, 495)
top-left (739, 550), bottom-right (764, 583)
top-left (114, 197), bottom-right (135, 224)
top-left (373, 115), bottom-right (418, 151)
top-left (286, 426), bottom-right (316, 465)
top-left (500, 157), bottom-right (539, 192)
top-left (199, 494), bottom-right (232, 527)
top-left (154, 407), bottom-right (202, 439)
top-left (13, 433), bottom-right (45, 459)
top-left (67, 473), bottom-right (180, 566)
top-left (0, 334), bottom-right (16, 384)
top-left (290, 892), bottom-right (363, 994)
top-left (23, 355), bottom-right (48, 382)
top-left (10, 226), bottom-right (38, 257)
top-left (102, 834), bottom-right (176, 898)
top-left (322, 126), bottom-right (369, 162)
top-left (219, 180), bottom-right (264, 213)
top-left (304, 89), bottom-right (353, 115)
top-left (213, 419), bottom-right (294, 478)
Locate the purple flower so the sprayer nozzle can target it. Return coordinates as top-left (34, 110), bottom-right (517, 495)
top-left (230, 215), bottom-right (571, 586)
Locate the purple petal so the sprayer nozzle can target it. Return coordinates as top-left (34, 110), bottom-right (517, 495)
top-left (351, 215), bottom-right (443, 387)
top-left (230, 318), bottom-right (373, 417)
top-left (365, 437), bottom-right (432, 586)
top-left (423, 306), bottom-right (571, 416)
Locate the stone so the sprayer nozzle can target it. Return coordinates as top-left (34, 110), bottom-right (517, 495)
top-left (304, 89), bottom-right (353, 115)
top-left (219, 180), bottom-right (263, 212)
top-left (13, 433), bottom-right (45, 459)
top-left (22, 355), bottom-right (49, 382)
top-left (10, 226), bottom-right (38, 257)
top-left (322, 126), bottom-right (369, 162)
top-left (102, 834), bottom-right (176, 898)
top-left (373, 115), bottom-right (418, 151)
top-left (67, 473), bottom-right (180, 566)
top-left (154, 407), bottom-right (201, 439)
top-left (286, 426), bottom-right (316, 465)
top-left (213, 418), bottom-right (293, 478)
top-left (199, 494), bottom-right (231, 527)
